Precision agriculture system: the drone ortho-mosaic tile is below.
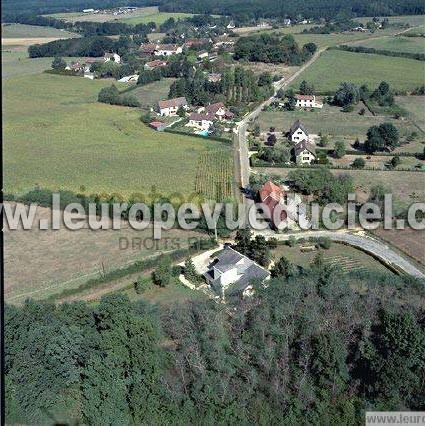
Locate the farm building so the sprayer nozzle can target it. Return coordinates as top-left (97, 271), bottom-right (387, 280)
top-left (295, 94), bottom-right (323, 109)
top-left (158, 97), bottom-right (188, 116)
top-left (149, 121), bottom-right (167, 131)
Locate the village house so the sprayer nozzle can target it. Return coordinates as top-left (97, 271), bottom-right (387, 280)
top-left (289, 120), bottom-right (309, 143)
top-left (154, 44), bottom-right (183, 57)
top-left (139, 43), bottom-right (158, 56)
top-left (187, 112), bottom-right (214, 131)
top-left (204, 246), bottom-right (270, 298)
top-left (83, 68), bottom-right (95, 80)
top-left (197, 50), bottom-right (209, 60)
top-left (204, 102), bottom-right (233, 121)
top-left (295, 94), bottom-right (323, 109)
top-left (144, 60), bottom-right (167, 71)
top-left (104, 52), bottom-right (121, 63)
top-left (158, 97), bottom-right (188, 116)
top-left (294, 140), bottom-right (317, 165)
top-left (65, 62), bottom-right (84, 72)
top-left (183, 38), bottom-right (211, 48)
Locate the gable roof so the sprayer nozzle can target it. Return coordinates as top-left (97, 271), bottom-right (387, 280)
top-left (294, 140), bottom-right (316, 156)
top-left (289, 119), bottom-right (309, 136)
top-left (158, 97), bottom-right (187, 109)
top-left (259, 181), bottom-right (287, 225)
top-left (140, 43), bottom-right (158, 53)
top-left (205, 102), bottom-right (225, 115)
top-left (189, 112), bottom-right (214, 122)
top-left (295, 94), bottom-right (314, 101)
top-left (157, 44), bottom-right (180, 52)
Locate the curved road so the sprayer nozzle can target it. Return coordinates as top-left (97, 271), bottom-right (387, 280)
top-left (254, 230), bottom-right (425, 279)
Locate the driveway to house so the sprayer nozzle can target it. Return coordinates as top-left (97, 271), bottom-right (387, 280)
top-left (178, 244), bottom-right (224, 274)
top-left (253, 229), bottom-right (425, 279)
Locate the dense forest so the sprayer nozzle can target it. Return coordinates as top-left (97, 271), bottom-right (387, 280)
top-left (5, 266), bottom-right (425, 424)
top-left (2, 0), bottom-right (425, 23)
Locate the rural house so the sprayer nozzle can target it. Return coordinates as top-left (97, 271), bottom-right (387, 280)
top-left (144, 60), bottom-right (167, 70)
top-left (294, 140), bottom-right (317, 165)
top-left (188, 113), bottom-right (214, 131)
top-left (104, 52), bottom-right (121, 63)
top-left (154, 44), bottom-right (183, 56)
top-left (295, 94), bottom-right (323, 109)
top-left (158, 97), bottom-right (188, 116)
top-left (183, 38), bottom-right (211, 48)
top-left (139, 43), bottom-right (158, 56)
top-left (204, 102), bottom-right (232, 120)
top-left (204, 246), bottom-right (270, 298)
top-left (289, 120), bottom-right (309, 143)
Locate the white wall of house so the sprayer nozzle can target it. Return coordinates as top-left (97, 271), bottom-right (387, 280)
top-left (188, 119), bottom-right (213, 130)
top-left (296, 149), bottom-right (316, 165)
top-left (291, 129), bottom-right (308, 143)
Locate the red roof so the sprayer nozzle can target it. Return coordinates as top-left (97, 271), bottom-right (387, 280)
top-left (259, 181), bottom-right (287, 226)
top-left (295, 94), bottom-right (314, 101)
top-left (189, 112), bottom-right (213, 122)
top-left (158, 97), bottom-right (187, 109)
top-left (149, 121), bottom-right (166, 130)
top-left (145, 60), bottom-right (167, 68)
top-left (205, 102), bottom-right (225, 115)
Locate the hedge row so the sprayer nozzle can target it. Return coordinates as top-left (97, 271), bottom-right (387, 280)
top-left (330, 45), bottom-right (425, 61)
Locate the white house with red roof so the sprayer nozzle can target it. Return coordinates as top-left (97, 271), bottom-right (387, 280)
top-left (158, 97), bottom-right (188, 116)
top-left (295, 94), bottom-right (323, 109)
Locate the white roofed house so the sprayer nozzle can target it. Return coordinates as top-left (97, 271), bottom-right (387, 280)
top-left (204, 246), bottom-right (270, 298)
top-left (187, 113), bottom-right (214, 131)
top-left (104, 52), bottom-right (121, 63)
top-left (158, 97), bottom-right (188, 116)
top-left (295, 94), bottom-right (323, 109)
top-left (289, 120), bottom-right (309, 143)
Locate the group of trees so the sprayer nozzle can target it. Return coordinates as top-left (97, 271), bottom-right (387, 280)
top-left (98, 85), bottom-right (140, 107)
top-left (234, 33), bottom-right (317, 65)
top-left (234, 229), bottom-right (271, 266)
top-left (169, 67), bottom-right (273, 106)
top-left (364, 122), bottom-right (399, 153)
top-left (5, 261), bottom-right (425, 424)
top-left (258, 144), bottom-right (290, 164)
top-left (288, 168), bottom-right (354, 204)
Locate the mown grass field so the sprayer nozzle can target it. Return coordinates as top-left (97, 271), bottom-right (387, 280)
top-left (2, 23), bottom-right (78, 38)
top-left (290, 49), bottom-right (425, 92)
top-left (122, 12), bottom-right (194, 25)
top-left (403, 24), bottom-right (425, 36)
top-left (350, 35), bottom-right (425, 54)
top-left (354, 15), bottom-right (425, 26)
top-left (258, 104), bottom-right (421, 143)
top-left (3, 73), bottom-right (221, 197)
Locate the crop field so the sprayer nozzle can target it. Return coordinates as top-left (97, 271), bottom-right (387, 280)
top-left (128, 78), bottom-right (175, 108)
top-left (3, 73), bottom-right (220, 198)
top-left (4, 203), bottom-right (206, 304)
top-left (2, 23), bottom-right (78, 38)
top-left (350, 35), bottom-right (425, 54)
top-left (271, 244), bottom-right (391, 274)
top-left (257, 104), bottom-right (421, 143)
top-left (46, 7), bottom-right (194, 25)
top-left (395, 96), bottom-right (425, 132)
top-left (290, 49), bottom-right (425, 92)
top-left (194, 150), bottom-right (234, 201)
top-left (256, 167), bottom-right (425, 211)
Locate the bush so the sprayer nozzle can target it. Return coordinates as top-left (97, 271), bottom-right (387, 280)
top-left (134, 277), bottom-right (152, 294)
top-left (287, 236), bottom-right (297, 247)
top-left (317, 237), bottom-right (332, 249)
top-left (351, 157), bottom-right (366, 169)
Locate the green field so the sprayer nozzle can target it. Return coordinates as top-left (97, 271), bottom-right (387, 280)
top-left (3, 73), bottom-right (222, 197)
top-left (395, 96), bottom-right (425, 132)
top-left (122, 12), bottom-right (194, 25)
top-left (291, 49), bottom-right (425, 92)
top-left (258, 104), bottom-right (421, 142)
top-left (403, 24), bottom-right (425, 36)
top-left (354, 15), bottom-right (425, 26)
top-left (128, 78), bottom-right (175, 108)
top-left (2, 23), bottom-right (77, 38)
top-left (350, 35), bottom-right (425, 53)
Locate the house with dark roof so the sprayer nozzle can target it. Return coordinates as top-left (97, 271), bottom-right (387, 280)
top-left (187, 112), bottom-right (214, 131)
top-left (289, 119), bottom-right (309, 143)
top-left (204, 246), bottom-right (270, 297)
top-left (294, 140), bottom-right (316, 165)
top-left (158, 97), bottom-right (188, 116)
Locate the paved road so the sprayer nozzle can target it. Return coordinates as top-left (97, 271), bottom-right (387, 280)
top-left (253, 229), bottom-right (425, 279)
top-left (233, 47), bottom-right (326, 200)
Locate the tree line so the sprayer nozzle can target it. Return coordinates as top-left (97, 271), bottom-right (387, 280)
top-left (5, 261), bottom-right (425, 424)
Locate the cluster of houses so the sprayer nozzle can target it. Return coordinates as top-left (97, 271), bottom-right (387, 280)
top-left (65, 52), bottom-right (122, 80)
top-left (140, 43), bottom-right (183, 57)
top-left (152, 97), bottom-right (233, 133)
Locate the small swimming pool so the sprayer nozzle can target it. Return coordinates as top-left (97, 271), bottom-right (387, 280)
top-left (199, 130), bottom-right (209, 136)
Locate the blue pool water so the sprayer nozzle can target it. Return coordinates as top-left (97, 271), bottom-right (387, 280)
top-left (199, 130), bottom-right (209, 136)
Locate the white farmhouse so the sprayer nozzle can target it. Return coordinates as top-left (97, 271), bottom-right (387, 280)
top-left (154, 44), bottom-right (183, 56)
top-left (295, 94), bottom-right (323, 109)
